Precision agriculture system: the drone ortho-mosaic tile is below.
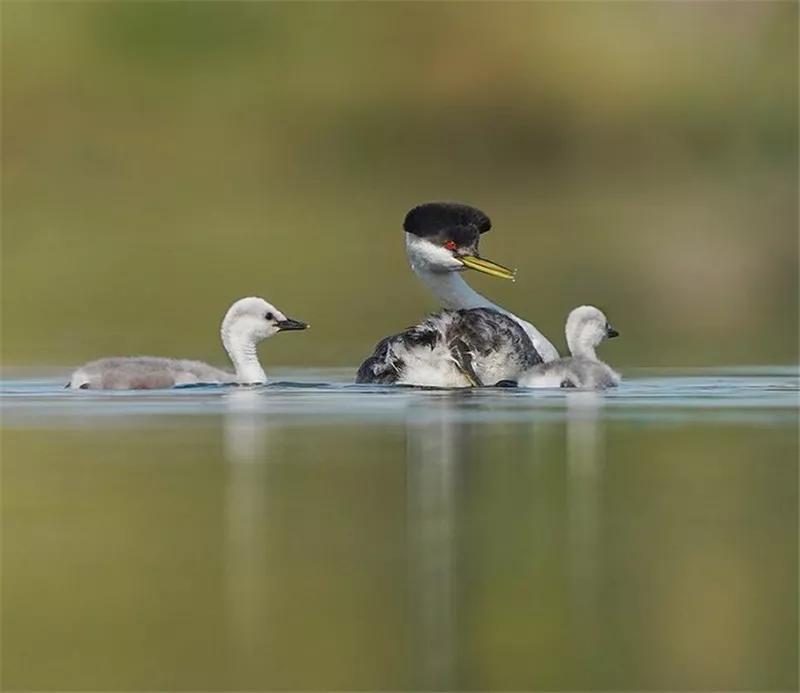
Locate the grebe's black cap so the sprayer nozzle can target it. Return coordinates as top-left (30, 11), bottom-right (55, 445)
top-left (403, 202), bottom-right (491, 238)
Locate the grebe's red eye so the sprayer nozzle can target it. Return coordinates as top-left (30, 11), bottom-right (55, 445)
top-left (444, 240), bottom-right (457, 251)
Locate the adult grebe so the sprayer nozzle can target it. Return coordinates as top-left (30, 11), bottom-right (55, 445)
top-left (356, 202), bottom-right (558, 385)
top-left (67, 297), bottom-right (308, 389)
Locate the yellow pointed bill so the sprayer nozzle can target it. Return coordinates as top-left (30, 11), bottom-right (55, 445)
top-left (459, 255), bottom-right (516, 281)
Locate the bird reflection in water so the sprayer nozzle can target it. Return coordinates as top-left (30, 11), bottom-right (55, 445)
top-left (565, 391), bottom-right (606, 668)
top-left (404, 392), bottom-right (466, 689)
top-left (222, 388), bottom-right (275, 664)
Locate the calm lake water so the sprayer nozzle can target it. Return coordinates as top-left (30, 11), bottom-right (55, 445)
top-left (2, 367), bottom-right (798, 690)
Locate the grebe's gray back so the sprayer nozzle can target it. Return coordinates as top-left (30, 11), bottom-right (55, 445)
top-left (356, 308), bottom-right (542, 387)
top-left (67, 297), bottom-right (308, 390)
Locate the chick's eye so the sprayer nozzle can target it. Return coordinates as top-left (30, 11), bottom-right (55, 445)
top-left (265, 312), bottom-right (274, 321)
top-left (443, 240), bottom-right (457, 251)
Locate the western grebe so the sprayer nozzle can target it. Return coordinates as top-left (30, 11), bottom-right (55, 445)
top-left (356, 202), bottom-right (558, 385)
top-left (517, 305), bottom-right (620, 389)
top-left (67, 297), bottom-right (308, 390)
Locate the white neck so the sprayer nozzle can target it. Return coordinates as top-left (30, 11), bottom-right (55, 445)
top-left (411, 263), bottom-right (561, 362)
top-left (222, 326), bottom-right (267, 384)
top-left (412, 264), bottom-right (493, 311)
top-left (567, 330), bottom-right (597, 361)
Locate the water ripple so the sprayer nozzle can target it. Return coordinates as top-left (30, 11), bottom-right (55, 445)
top-left (1, 366), bottom-right (797, 428)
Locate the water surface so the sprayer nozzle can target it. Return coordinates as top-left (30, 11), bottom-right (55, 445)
top-left (2, 367), bottom-right (798, 690)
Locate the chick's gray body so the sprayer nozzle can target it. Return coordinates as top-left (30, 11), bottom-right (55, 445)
top-left (518, 357), bottom-right (620, 390)
top-left (518, 304), bottom-right (621, 389)
top-left (68, 356), bottom-right (234, 390)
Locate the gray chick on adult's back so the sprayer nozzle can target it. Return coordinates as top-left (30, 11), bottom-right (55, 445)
top-left (67, 297), bottom-right (308, 390)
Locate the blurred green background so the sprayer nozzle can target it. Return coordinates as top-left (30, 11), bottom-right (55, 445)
top-left (2, 1), bottom-right (797, 369)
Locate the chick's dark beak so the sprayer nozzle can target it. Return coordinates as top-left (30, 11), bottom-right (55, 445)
top-left (606, 324), bottom-right (619, 338)
top-left (277, 318), bottom-right (309, 331)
